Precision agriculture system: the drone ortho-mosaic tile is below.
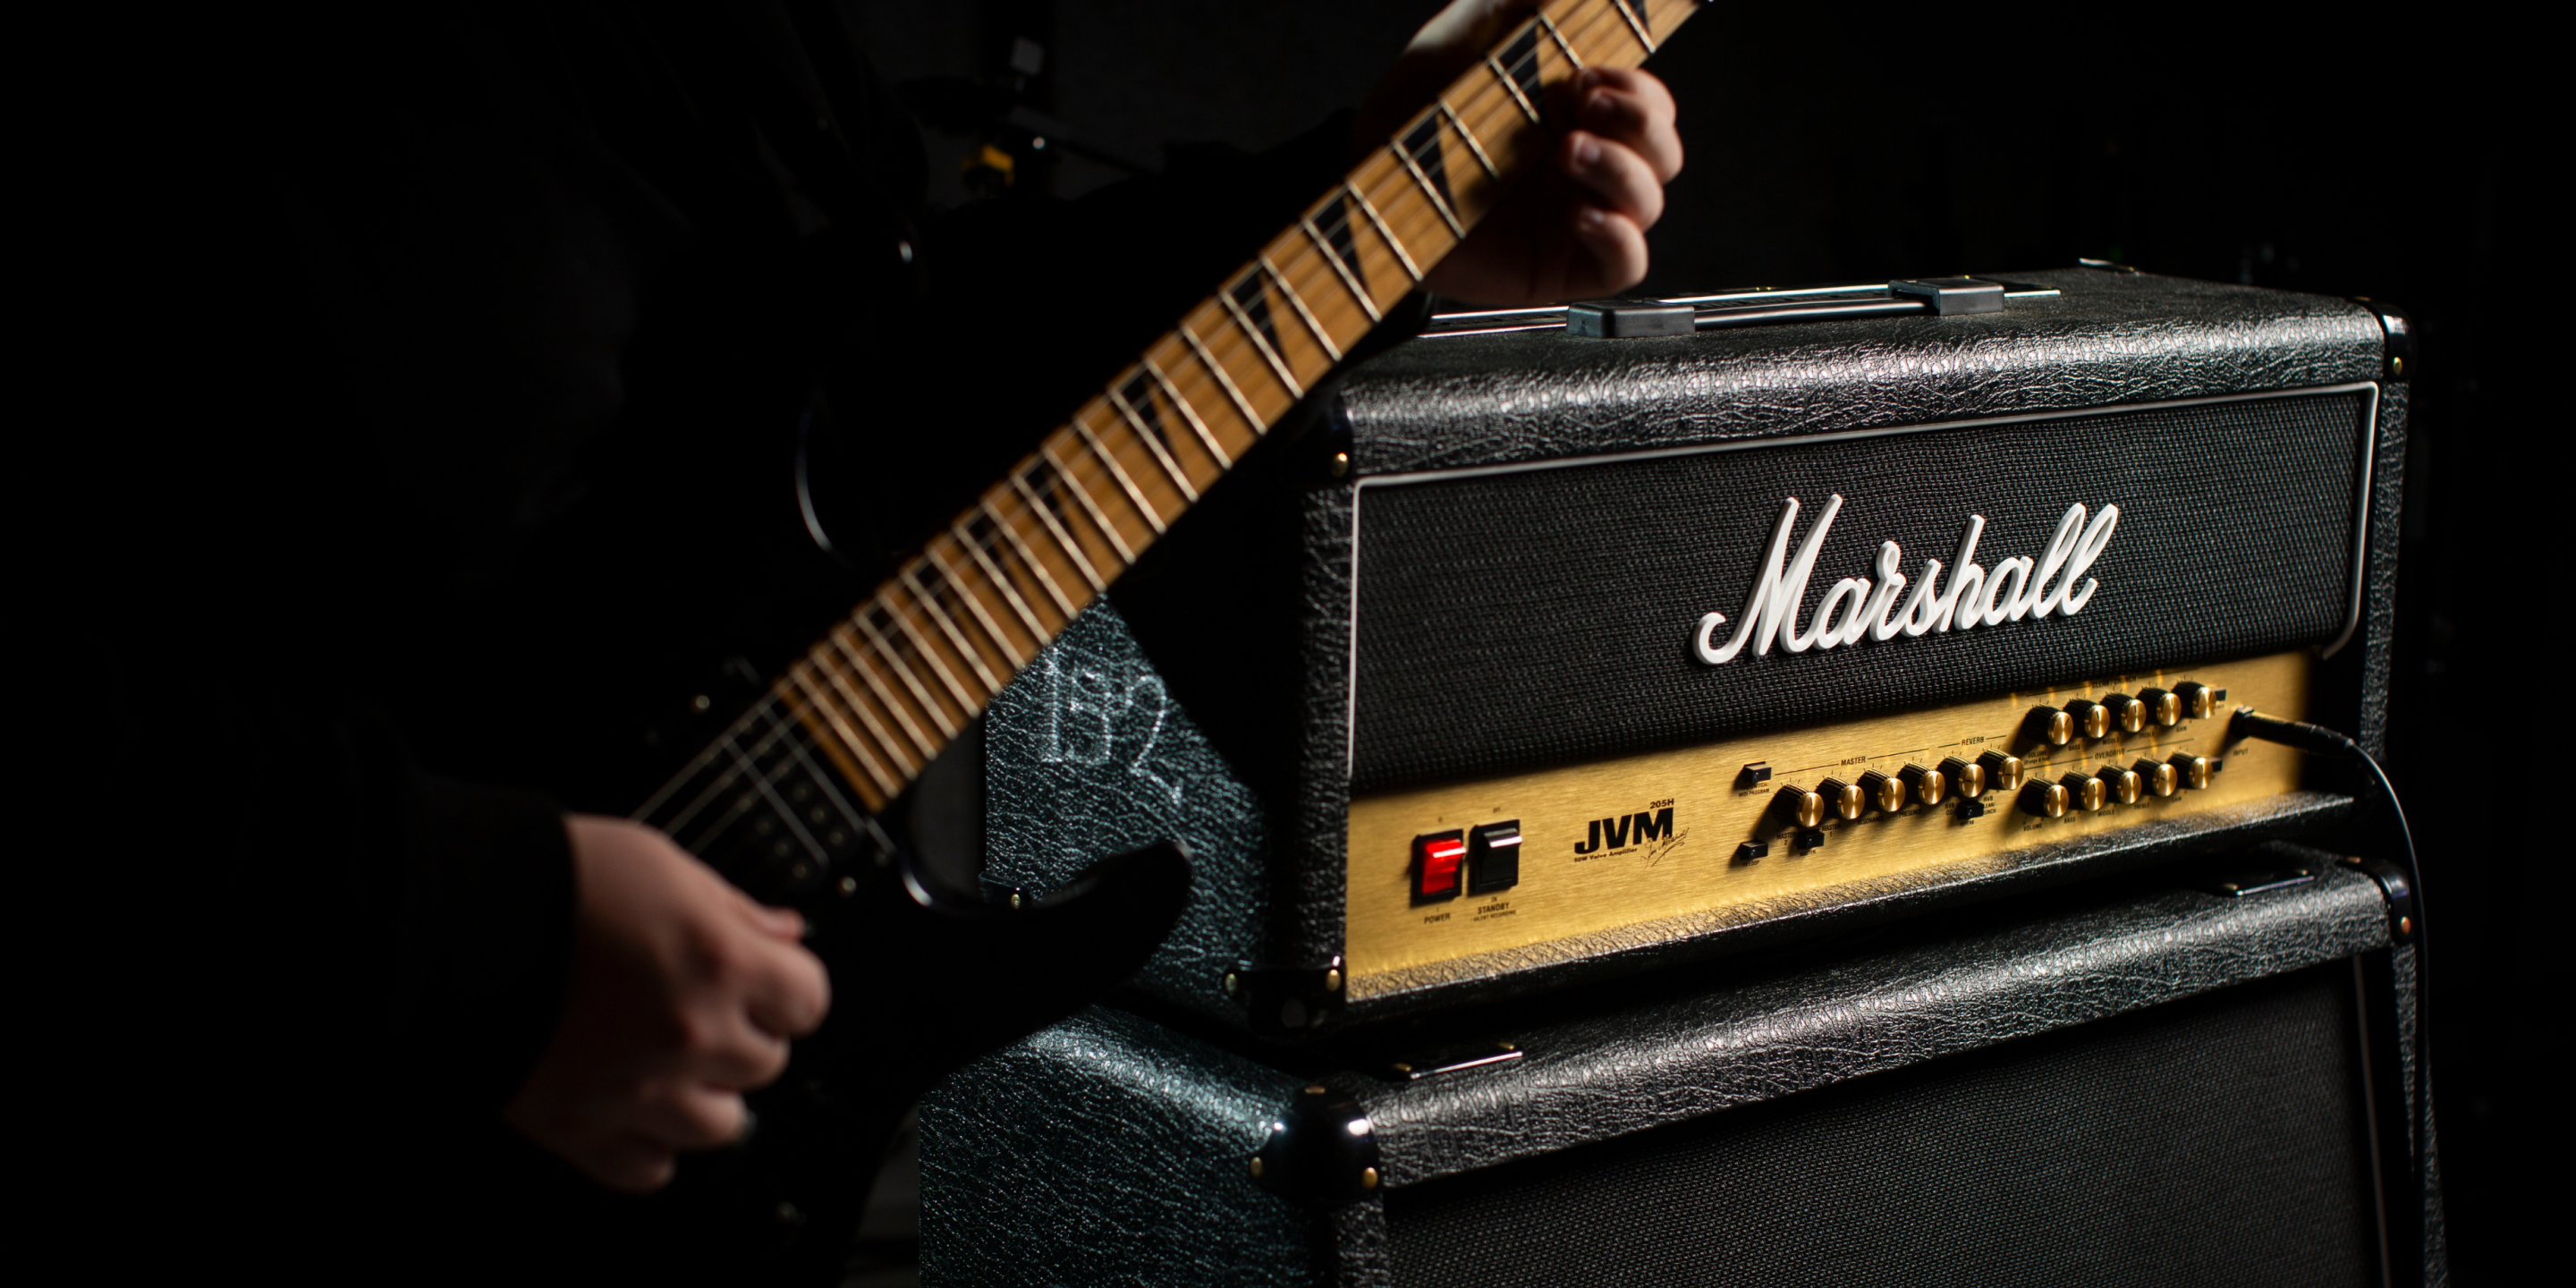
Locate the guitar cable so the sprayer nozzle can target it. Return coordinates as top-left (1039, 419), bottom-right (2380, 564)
top-left (2228, 706), bottom-right (2435, 1270)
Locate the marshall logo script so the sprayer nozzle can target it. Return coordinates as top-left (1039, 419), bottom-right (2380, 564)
top-left (1694, 495), bottom-right (2120, 665)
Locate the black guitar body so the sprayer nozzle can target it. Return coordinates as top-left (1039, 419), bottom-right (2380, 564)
top-left (363, 394), bottom-right (1191, 1284)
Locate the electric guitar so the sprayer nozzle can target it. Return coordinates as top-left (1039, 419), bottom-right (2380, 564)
top-left (590, 3), bottom-right (1707, 1280)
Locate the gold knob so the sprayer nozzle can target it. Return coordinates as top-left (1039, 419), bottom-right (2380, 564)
top-left (2175, 682), bottom-right (2216, 720)
top-left (2138, 687), bottom-right (2182, 727)
top-left (2169, 753), bottom-right (2213, 790)
top-left (1899, 763), bottom-right (1946, 806)
top-left (1977, 750), bottom-right (2024, 792)
top-left (1937, 756), bottom-right (1986, 800)
top-left (2063, 699), bottom-right (2110, 741)
top-left (2102, 693), bottom-right (2147, 734)
top-left (1775, 786), bottom-right (1826, 828)
top-left (1815, 778), bottom-right (1865, 822)
top-left (2024, 706), bottom-right (2073, 746)
top-left (2059, 772), bottom-right (2106, 812)
top-left (2098, 765), bottom-right (2143, 806)
top-left (2019, 780), bottom-right (2069, 818)
top-left (2134, 758), bottom-right (2179, 797)
top-left (1857, 770), bottom-right (1906, 813)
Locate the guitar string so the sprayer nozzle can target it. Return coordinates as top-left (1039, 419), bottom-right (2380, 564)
top-left (733, 0), bottom-right (1631, 792)
top-left (644, 4), bottom-right (1632, 839)
top-left (643, 4), bottom-right (1648, 839)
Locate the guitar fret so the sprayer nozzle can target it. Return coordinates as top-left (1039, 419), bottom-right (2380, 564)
top-left (852, 610), bottom-right (963, 739)
top-left (830, 623), bottom-right (944, 752)
top-left (1106, 388), bottom-right (1202, 502)
top-left (1069, 415), bottom-right (1170, 537)
top-left (1607, 0), bottom-right (1657, 53)
top-left (1346, 182), bottom-right (1424, 283)
top-left (786, 665), bottom-right (902, 799)
top-left (1179, 323), bottom-right (1264, 428)
top-left (877, 590), bottom-right (981, 715)
top-left (1142, 357), bottom-right (1233, 467)
top-left (979, 496), bottom-right (1083, 614)
top-left (1485, 53), bottom-right (1541, 122)
top-left (1218, 288), bottom-right (1307, 398)
top-left (1036, 445), bottom-right (1137, 567)
top-left (1390, 138), bottom-right (1467, 239)
top-left (928, 540), bottom-right (1035, 664)
top-left (1539, 12), bottom-right (1585, 70)
top-left (1301, 215), bottom-right (1383, 323)
top-left (811, 644), bottom-right (931, 768)
top-left (1438, 100), bottom-right (1502, 180)
top-left (632, 0), bottom-right (1715, 824)
top-left (1261, 256), bottom-right (1343, 362)
top-left (900, 564), bottom-right (1006, 692)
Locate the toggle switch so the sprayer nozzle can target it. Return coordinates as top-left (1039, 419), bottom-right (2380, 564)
top-left (1467, 820), bottom-right (1521, 895)
top-left (1412, 831), bottom-right (1466, 904)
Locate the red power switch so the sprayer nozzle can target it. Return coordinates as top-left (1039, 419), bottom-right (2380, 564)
top-left (1412, 830), bottom-right (1467, 905)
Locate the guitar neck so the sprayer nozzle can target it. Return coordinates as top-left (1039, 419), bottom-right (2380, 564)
top-left (637, 0), bottom-right (1704, 862)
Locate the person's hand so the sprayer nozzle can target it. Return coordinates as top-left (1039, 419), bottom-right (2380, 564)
top-left (1353, 0), bottom-right (1684, 306)
top-left (503, 816), bottom-right (831, 1192)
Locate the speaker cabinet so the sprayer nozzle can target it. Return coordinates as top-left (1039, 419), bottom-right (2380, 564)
top-left (922, 847), bottom-right (2440, 1285)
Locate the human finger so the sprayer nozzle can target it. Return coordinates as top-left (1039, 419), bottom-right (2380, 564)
top-left (739, 933), bottom-right (832, 1040)
top-left (633, 1080), bottom-right (750, 1152)
top-left (1572, 205), bottom-right (1649, 297)
top-left (1572, 70), bottom-right (1682, 182)
top-left (730, 885), bottom-right (808, 943)
top-left (580, 1131), bottom-right (680, 1195)
top-left (1562, 130), bottom-right (1666, 232)
top-left (683, 1009), bottom-right (793, 1089)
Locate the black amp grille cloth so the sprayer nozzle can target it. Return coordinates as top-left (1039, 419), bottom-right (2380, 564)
top-left (1382, 962), bottom-right (2381, 1288)
top-left (1351, 393), bottom-right (2366, 791)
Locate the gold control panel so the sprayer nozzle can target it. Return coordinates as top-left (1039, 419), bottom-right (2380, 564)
top-left (1343, 651), bottom-right (2309, 998)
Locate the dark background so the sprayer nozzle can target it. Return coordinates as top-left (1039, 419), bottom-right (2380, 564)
top-left (852, 1), bottom-right (2538, 1280)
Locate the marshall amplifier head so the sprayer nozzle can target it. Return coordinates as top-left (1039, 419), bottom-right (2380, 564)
top-left (982, 267), bottom-right (2410, 1034)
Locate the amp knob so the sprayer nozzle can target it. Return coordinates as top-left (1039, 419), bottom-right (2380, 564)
top-left (1899, 763), bottom-right (1947, 806)
top-left (2174, 682), bottom-right (2217, 720)
top-left (2023, 706), bottom-right (2074, 746)
top-left (1936, 756), bottom-right (1986, 800)
top-left (1815, 778), bottom-right (1866, 822)
top-left (2019, 779), bottom-right (2070, 818)
top-left (1976, 750), bottom-right (2024, 792)
top-left (2137, 687), bottom-right (2183, 727)
top-left (2059, 772), bottom-right (2107, 813)
top-left (2063, 699), bottom-right (2110, 741)
top-left (2169, 752), bottom-right (2214, 791)
top-left (2133, 758), bottom-right (2180, 798)
top-left (1775, 786), bottom-right (1826, 829)
top-left (1857, 770), bottom-right (1907, 814)
top-left (2098, 764), bottom-right (2144, 806)
top-left (2102, 693), bottom-right (2148, 734)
